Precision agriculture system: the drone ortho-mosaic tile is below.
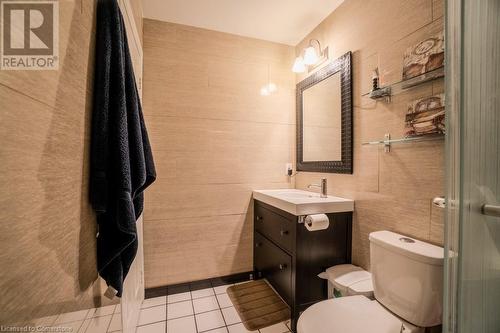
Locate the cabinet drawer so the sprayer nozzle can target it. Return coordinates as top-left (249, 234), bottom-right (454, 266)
top-left (255, 204), bottom-right (295, 253)
top-left (254, 232), bottom-right (292, 305)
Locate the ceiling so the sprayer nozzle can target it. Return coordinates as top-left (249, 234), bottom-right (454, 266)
top-left (142, 0), bottom-right (344, 46)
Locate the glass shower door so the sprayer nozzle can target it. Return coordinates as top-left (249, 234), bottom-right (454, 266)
top-left (444, 0), bottom-right (500, 332)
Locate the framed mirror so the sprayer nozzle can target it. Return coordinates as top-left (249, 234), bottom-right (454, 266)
top-left (296, 51), bottom-right (353, 173)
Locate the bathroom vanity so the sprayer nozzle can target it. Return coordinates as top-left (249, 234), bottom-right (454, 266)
top-left (252, 189), bottom-right (354, 331)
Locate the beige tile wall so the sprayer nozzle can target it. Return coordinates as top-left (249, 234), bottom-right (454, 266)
top-left (0, 1), bottom-right (105, 324)
top-left (294, 0), bottom-right (445, 270)
top-left (0, 0), bottom-right (142, 324)
top-left (142, 20), bottom-right (296, 287)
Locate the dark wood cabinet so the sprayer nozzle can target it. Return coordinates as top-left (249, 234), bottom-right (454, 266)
top-left (254, 232), bottom-right (292, 305)
top-left (253, 200), bottom-right (352, 332)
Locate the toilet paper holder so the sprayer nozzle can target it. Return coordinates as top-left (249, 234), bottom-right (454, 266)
top-left (300, 214), bottom-right (331, 231)
top-left (298, 215), bottom-right (325, 225)
top-left (298, 214), bottom-right (329, 225)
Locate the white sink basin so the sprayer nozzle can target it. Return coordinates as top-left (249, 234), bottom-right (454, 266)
top-left (253, 189), bottom-right (354, 216)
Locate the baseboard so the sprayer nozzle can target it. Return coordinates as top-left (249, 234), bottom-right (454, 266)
top-left (145, 271), bottom-right (254, 299)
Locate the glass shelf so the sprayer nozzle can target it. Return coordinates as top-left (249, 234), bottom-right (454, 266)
top-left (362, 133), bottom-right (444, 152)
top-left (362, 66), bottom-right (445, 100)
top-left (362, 134), bottom-right (444, 145)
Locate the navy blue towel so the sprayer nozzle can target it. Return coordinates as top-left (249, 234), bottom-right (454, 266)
top-left (90, 0), bottom-right (156, 297)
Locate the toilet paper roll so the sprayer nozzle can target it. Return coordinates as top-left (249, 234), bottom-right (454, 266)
top-left (305, 214), bottom-right (330, 231)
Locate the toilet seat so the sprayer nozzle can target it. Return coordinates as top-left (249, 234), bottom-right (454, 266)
top-left (297, 295), bottom-right (422, 333)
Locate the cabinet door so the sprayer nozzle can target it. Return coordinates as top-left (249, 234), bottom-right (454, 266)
top-left (295, 212), bottom-right (351, 306)
top-left (254, 232), bottom-right (292, 305)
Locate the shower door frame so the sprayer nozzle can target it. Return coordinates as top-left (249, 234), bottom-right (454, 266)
top-left (444, 0), bottom-right (500, 332)
top-left (443, 0), bottom-right (461, 330)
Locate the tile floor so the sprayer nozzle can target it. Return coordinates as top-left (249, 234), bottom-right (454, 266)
top-left (42, 281), bottom-right (292, 333)
top-left (34, 303), bottom-right (122, 333)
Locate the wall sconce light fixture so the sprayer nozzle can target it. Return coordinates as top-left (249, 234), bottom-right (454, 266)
top-left (292, 39), bottom-right (329, 73)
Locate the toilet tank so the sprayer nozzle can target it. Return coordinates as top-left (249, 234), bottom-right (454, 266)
top-left (369, 231), bottom-right (443, 327)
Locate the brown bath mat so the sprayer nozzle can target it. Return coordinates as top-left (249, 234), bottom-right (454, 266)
top-left (227, 279), bottom-right (290, 331)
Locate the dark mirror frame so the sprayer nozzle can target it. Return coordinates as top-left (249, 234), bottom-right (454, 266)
top-left (296, 51), bottom-right (353, 174)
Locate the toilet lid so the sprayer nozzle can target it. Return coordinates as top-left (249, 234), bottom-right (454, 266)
top-left (297, 296), bottom-right (420, 333)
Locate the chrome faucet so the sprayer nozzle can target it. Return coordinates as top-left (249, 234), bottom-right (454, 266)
top-left (308, 178), bottom-right (328, 198)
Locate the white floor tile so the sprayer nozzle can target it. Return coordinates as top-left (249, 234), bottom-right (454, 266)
top-left (82, 315), bottom-right (112, 333)
top-left (87, 305), bottom-right (116, 318)
top-left (138, 305), bottom-right (167, 326)
top-left (136, 321), bottom-right (166, 333)
top-left (227, 323), bottom-right (258, 333)
top-left (167, 292), bottom-right (191, 304)
top-left (167, 300), bottom-right (194, 320)
top-left (31, 315), bottom-right (58, 326)
top-left (114, 305), bottom-right (121, 314)
top-left (195, 310), bottom-right (225, 332)
top-left (166, 316), bottom-right (196, 333)
top-left (58, 320), bottom-right (84, 333)
top-left (204, 328), bottom-right (228, 333)
top-left (54, 309), bottom-right (90, 324)
top-left (193, 296), bottom-right (219, 314)
top-left (191, 288), bottom-right (215, 299)
top-left (259, 322), bottom-right (290, 333)
top-left (221, 307), bottom-right (241, 325)
top-left (213, 284), bottom-right (232, 295)
top-left (85, 309), bottom-right (96, 320)
top-left (78, 319), bottom-right (91, 333)
top-left (107, 313), bottom-right (121, 332)
top-left (216, 294), bottom-right (232, 308)
top-left (142, 296), bottom-right (167, 309)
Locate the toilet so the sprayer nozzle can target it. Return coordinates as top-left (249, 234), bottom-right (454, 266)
top-left (297, 230), bottom-right (444, 333)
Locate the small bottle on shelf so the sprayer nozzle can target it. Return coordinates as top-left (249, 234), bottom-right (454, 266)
top-left (372, 67), bottom-right (379, 91)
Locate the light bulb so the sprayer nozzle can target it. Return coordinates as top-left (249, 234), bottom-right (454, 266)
top-left (292, 57), bottom-right (306, 73)
top-left (303, 46), bottom-right (319, 65)
top-left (267, 82), bottom-right (277, 93)
top-left (260, 86), bottom-right (270, 96)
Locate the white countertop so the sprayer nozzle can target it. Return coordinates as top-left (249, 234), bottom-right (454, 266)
top-left (253, 189), bottom-right (354, 216)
